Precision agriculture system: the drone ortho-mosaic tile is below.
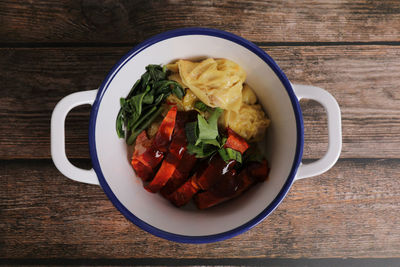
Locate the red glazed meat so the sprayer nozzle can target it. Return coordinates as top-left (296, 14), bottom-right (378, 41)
top-left (131, 107), bottom-right (178, 181)
top-left (194, 160), bottom-right (269, 209)
top-left (224, 127), bottom-right (249, 154)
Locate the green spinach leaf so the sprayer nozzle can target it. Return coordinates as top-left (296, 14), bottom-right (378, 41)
top-left (116, 64), bottom-right (185, 143)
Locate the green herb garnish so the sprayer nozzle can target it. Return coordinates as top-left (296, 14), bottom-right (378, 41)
top-left (185, 108), bottom-right (223, 158)
top-left (185, 107), bottom-right (242, 163)
top-left (116, 64), bottom-right (185, 145)
top-left (194, 101), bottom-right (208, 112)
top-left (218, 147), bottom-right (242, 163)
top-left (243, 146), bottom-right (264, 163)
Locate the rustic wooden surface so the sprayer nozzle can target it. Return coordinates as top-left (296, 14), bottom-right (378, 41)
top-left (1, 0), bottom-right (399, 265)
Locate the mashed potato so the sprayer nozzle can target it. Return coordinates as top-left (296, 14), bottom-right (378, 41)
top-left (167, 58), bottom-right (245, 112)
top-left (167, 58), bottom-right (270, 141)
top-left (220, 104), bottom-right (270, 141)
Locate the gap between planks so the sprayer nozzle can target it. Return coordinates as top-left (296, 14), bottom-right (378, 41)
top-left (0, 41), bottom-right (400, 48)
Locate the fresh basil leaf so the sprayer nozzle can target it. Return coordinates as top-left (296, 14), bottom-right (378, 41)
top-left (153, 94), bottom-right (165, 106)
top-left (171, 83), bottom-right (184, 99)
top-left (131, 106), bottom-right (157, 131)
top-left (244, 146), bottom-right (264, 163)
top-left (208, 107), bottom-right (223, 127)
top-left (186, 143), bottom-right (202, 156)
top-left (142, 93), bottom-right (154, 104)
top-left (218, 148), bottom-right (242, 163)
top-left (146, 64), bottom-right (166, 81)
top-left (185, 121), bottom-right (198, 145)
top-left (127, 106), bottom-right (164, 145)
top-left (194, 101), bottom-right (208, 112)
top-left (185, 108), bottom-right (225, 156)
top-left (197, 108), bottom-right (223, 141)
top-left (116, 64), bottom-right (186, 144)
top-left (120, 98), bottom-right (126, 107)
top-left (200, 144), bottom-right (219, 158)
top-left (140, 72), bottom-right (151, 91)
top-left (127, 79), bottom-right (141, 99)
top-left (187, 143), bottom-right (217, 158)
top-left (128, 93), bottom-right (145, 123)
top-left (200, 139), bottom-right (221, 147)
top-left (116, 110), bottom-right (125, 138)
top-left (220, 136), bottom-right (227, 146)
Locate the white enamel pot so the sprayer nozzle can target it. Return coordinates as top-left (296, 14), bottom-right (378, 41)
top-left (51, 28), bottom-right (342, 243)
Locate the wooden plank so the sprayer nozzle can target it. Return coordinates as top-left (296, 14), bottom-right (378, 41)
top-left (1, 0), bottom-right (400, 43)
top-left (1, 158), bottom-right (399, 258)
top-left (0, 45), bottom-right (399, 159)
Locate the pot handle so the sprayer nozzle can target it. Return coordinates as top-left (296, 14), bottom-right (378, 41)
top-left (51, 90), bottom-right (99, 185)
top-left (292, 84), bottom-right (342, 180)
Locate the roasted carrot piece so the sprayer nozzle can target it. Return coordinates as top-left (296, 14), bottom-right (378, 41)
top-left (160, 152), bottom-right (197, 197)
top-left (168, 175), bottom-right (200, 207)
top-left (131, 131), bottom-right (161, 181)
top-left (194, 159), bottom-right (270, 209)
top-left (247, 160), bottom-right (269, 182)
top-left (153, 106), bottom-right (178, 152)
top-left (131, 107), bottom-right (178, 181)
top-left (133, 130), bottom-right (152, 155)
top-left (224, 127), bottom-right (249, 154)
top-left (131, 143), bottom-right (164, 181)
top-left (132, 148), bottom-right (163, 168)
top-left (196, 156), bottom-right (236, 190)
top-left (167, 155), bottom-right (237, 207)
top-left (145, 152), bottom-right (180, 193)
top-left (168, 129), bottom-right (187, 159)
top-left (131, 160), bottom-right (153, 181)
top-left (194, 169), bottom-right (254, 210)
top-left (145, 111), bottom-right (195, 193)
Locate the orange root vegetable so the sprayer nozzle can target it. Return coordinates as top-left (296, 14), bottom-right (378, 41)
top-left (145, 152), bottom-right (180, 193)
top-left (168, 175), bottom-right (200, 207)
top-left (167, 156), bottom-right (236, 207)
top-left (194, 168), bottom-right (254, 210)
top-left (145, 111), bottom-right (196, 193)
top-left (196, 156), bottom-right (236, 190)
top-left (131, 160), bottom-right (154, 181)
top-left (131, 131), bottom-right (162, 181)
top-left (131, 107), bottom-right (178, 181)
top-left (132, 108), bottom-right (268, 209)
top-left (160, 152), bottom-right (197, 198)
top-left (224, 127), bottom-right (249, 154)
top-left (194, 160), bottom-right (269, 209)
top-left (153, 106), bottom-right (178, 152)
top-left (247, 160), bottom-right (269, 182)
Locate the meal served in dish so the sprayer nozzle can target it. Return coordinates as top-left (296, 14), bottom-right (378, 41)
top-left (116, 58), bottom-right (270, 209)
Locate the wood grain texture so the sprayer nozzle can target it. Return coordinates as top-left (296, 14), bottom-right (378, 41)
top-left (0, 0), bottom-right (400, 44)
top-left (0, 45), bottom-right (399, 159)
top-left (1, 159), bottom-right (399, 258)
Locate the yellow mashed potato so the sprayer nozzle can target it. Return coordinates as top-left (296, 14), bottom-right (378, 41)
top-left (166, 58), bottom-right (270, 141)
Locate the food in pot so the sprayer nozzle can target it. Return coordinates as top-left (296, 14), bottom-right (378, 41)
top-left (116, 58), bottom-right (271, 209)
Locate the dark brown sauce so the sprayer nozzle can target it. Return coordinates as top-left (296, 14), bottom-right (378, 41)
top-left (210, 168), bottom-right (240, 198)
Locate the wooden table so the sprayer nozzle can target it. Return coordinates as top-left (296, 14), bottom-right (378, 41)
top-left (1, 0), bottom-right (399, 265)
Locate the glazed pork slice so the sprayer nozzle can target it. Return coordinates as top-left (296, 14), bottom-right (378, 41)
top-left (160, 152), bottom-right (197, 198)
top-left (194, 169), bottom-right (250, 210)
top-left (130, 131), bottom-right (159, 181)
top-left (145, 111), bottom-right (197, 193)
top-left (167, 155), bottom-right (237, 207)
top-left (145, 129), bottom-right (184, 193)
top-left (131, 106), bottom-right (178, 181)
top-left (194, 159), bottom-right (269, 209)
top-left (152, 106), bottom-right (178, 152)
top-left (166, 174), bottom-right (200, 207)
